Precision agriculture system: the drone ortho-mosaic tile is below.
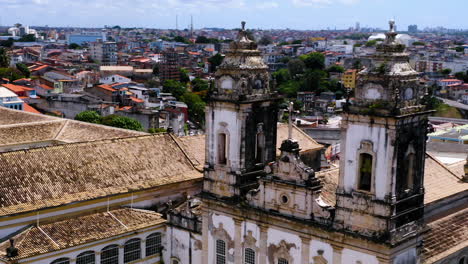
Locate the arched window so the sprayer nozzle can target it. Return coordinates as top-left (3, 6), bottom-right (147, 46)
top-left (51, 258), bottom-right (70, 264)
top-left (245, 248), bottom-right (256, 264)
top-left (216, 239), bottom-right (226, 264)
top-left (218, 133), bottom-right (227, 165)
top-left (402, 146), bottom-right (416, 191)
top-left (171, 258), bottom-right (180, 264)
top-left (358, 153), bottom-right (373, 192)
top-left (278, 258), bottom-right (289, 264)
top-left (459, 257), bottom-right (466, 264)
top-left (146, 232), bottom-right (162, 257)
top-left (101, 244), bottom-right (119, 264)
top-left (76, 251), bottom-right (95, 264)
top-left (124, 238), bottom-right (141, 263)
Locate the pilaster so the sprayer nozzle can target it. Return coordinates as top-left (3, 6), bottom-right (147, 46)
top-left (331, 244), bottom-right (343, 264)
top-left (118, 245), bottom-right (124, 264)
top-left (300, 236), bottom-right (311, 264)
top-left (95, 251), bottom-right (101, 264)
top-left (234, 218), bottom-right (243, 264)
top-left (202, 210), bottom-right (210, 264)
top-left (259, 224), bottom-right (268, 264)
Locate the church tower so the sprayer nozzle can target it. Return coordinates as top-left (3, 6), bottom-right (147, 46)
top-left (334, 19), bottom-right (430, 250)
top-left (203, 22), bottom-right (280, 200)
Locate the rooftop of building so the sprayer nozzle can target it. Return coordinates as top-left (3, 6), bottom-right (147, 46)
top-left (0, 208), bottom-right (165, 260)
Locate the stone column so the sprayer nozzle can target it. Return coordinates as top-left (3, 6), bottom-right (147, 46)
top-left (234, 218), bottom-right (243, 264)
top-left (331, 244), bottom-right (343, 264)
top-left (300, 236), bottom-right (311, 264)
top-left (95, 252), bottom-right (101, 264)
top-left (202, 210), bottom-right (210, 264)
top-left (69, 258), bottom-right (76, 264)
top-left (118, 245), bottom-right (125, 264)
top-left (259, 224), bottom-right (268, 264)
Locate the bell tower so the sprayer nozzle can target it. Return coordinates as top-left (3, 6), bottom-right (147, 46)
top-left (334, 20), bottom-right (431, 247)
top-left (203, 22), bottom-right (280, 201)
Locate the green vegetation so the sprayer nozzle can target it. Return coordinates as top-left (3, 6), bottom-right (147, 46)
top-left (0, 38), bottom-right (14, 48)
top-left (148, 127), bottom-right (167, 133)
top-left (195, 36), bottom-right (219, 44)
top-left (0, 67), bottom-right (26, 81)
top-left (273, 51), bottom-right (346, 99)
top-left (75, 111), bottom-right (144, 131)
top-left (179, 68), bottom-right (190, 83)
top-left (258, 36), bottom-right (273, 46)
top-left (180, 92), bottom-right (206, 124)
top-left (208, 53), bottom-right (224, 72)
top-left (440, 68), bottom-right (452, 75)
top-left (412, 41), bottom-right (426, 46)
top-left (434, 103), bottom-right (463, 119)
top-left (454, 71), bottom-right (468, 82)
top-left (0, 48), bottom-right (9, 67)
top-left (365, 40), bottom-right (378, 47)
top-left (68, 43), bottom-right (82, 49)
top-left (17, 34), bottom-right (36, 42)
top-left (454, 46), bottom-right (464, 52)
top-left (163, 80), bottom-right (187, 100)
top-left (173, 36), bottom-right (190, 44)
top-left (16, 63), bottom-right (30, 77)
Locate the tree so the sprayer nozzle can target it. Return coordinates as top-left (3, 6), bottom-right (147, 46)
top-left (75, 111), bottom-right (102, 124)
top-left (180, 92), bottom-right (206, 124)
top-left (0, 67), bottom-right (25, 81)
top-left (258, 36), bottom-right (272, 46)
top-left (163, 80), bottom-right (187, 100)
top-left (365, 40), bottom-right (378, 47)
top-left (0, 38), bottom-right (14, 48)
top-left (179, 68), bottom-right (190, 83)
top-left (287, 59), bottom-right (305, 78)
top-left (299, 52), bottom-right (325, 70)
top-left (440, 68), bottom-right (452, 75)
top-left (327, 65), bottom-right (345, 73)
top-left (68, 43), bottom-right (81, 49)
top-left (152, 64), bottom-right (159, 76)
top-left (277, 80), bottom-right (301, 98)
top-left (302, 69), bottom-right (327, 93)
top-left (291, 40), bottom-right (302, 45)
top-left (208, 53), bottom-right (224, 72)
top-left (174, 36), bottom-right (189, 43)
top-left (412, 41), bottom-right (425, 46)
top-left (191, 78), bottom-right (209, 92)
top-left (454, 71), bottom-right (468, 83)
top-left (0, 48), bottom-right (10, 67)
top-left (195, 36), bottom-right (209, 43)
top-left (101, 114), bottom-right (143, 131)
top-left (16, 63), bottom-right (30, 77)
top-left (18, 34), bottom-right (36, 42)
top-left (272, 68), bottom-right (290, 85)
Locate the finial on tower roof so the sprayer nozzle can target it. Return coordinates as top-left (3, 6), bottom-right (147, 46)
top-left (288, 102), bottom-right (294, 140)
top-left (241, 21), bottom-right (246, 31)
top-left (389, 19), bottom-right (396, 33)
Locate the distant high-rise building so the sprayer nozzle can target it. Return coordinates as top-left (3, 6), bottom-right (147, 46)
top-left (408, 24), bottom-right (418, 33)
top-left (355, 22), bottom-right (360, 32)
top-left (89, 40), bottom-right (117, 65)
top-left (160, 48), bottom-right (181, 82)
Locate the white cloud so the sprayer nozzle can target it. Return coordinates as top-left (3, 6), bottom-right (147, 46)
top-left (256, 1), bottom-right (279, 9)
top-left (292, 0), bottom-right (360, 7)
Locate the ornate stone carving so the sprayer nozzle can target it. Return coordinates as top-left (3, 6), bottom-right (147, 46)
top-left (313, 249), bottom-right (328, 264)
top-left (267, 240), bottom-right (296, 264)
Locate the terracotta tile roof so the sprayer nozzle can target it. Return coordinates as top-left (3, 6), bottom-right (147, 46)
top-left (0, 108), bottom-right (57, 125)
top-left (0, 208), bottom-right (165, 260)
top-left (97, 84), bottom-right (117, 92)
top-left (177, 135), bottom-right (205, 168)
top-left (422, 208), bottom-right (468, 263)
top-left (130, 96), bottom-right (144, 103)
top-left (1, 84), bottom-right (33, 93)
top-left (313, 154), bottom-right (467, 207)
top-left (0, 133), bottom-right (202, 216)
top-left (22, 103), bottom-right (40, 114)
top-left (423, 154), bottom-right (467, 206)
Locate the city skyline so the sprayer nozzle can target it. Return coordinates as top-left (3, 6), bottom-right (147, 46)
top-left (0, 0), bottom-right (467, 30)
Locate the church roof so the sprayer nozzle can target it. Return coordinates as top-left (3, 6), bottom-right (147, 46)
top-left (0, 208), bottom-right (165, 260)
top-left (0, 107), bottom-right (146, 149)
top-left (422, 207), bottom-right (468, 263)
top-left (314, 154), bottom-right (466, 207)
top-left (0, 133), bottom-right (202, 217)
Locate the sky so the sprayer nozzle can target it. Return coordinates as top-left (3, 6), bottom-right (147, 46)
top-left (0, 0), bottom-right (467, 30)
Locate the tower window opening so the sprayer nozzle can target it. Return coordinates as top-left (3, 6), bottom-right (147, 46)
top-left (402, 148), bottom-right (416, 192)
top-left (255, 132), bottom-right (265, 163)
top-left (218, 133), bottom-right (227, 165)
top-left (358, 153), bottom-right (373, 192)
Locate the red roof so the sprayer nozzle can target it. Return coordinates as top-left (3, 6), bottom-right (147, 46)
top-left (97, 84), bottom-right (117, 92)
top-left (130, 97), bottom-right (144, 103)
top-left (38, 84), bottom-right (53, 90)
top-left (23, 103), bottom-right (41, 114)
top-left (440, 79), bottom-right (462, 82)
top-left (1, 84), bottom-right (34, 93)
top-left (31, 65), bottom-right (49, 71)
